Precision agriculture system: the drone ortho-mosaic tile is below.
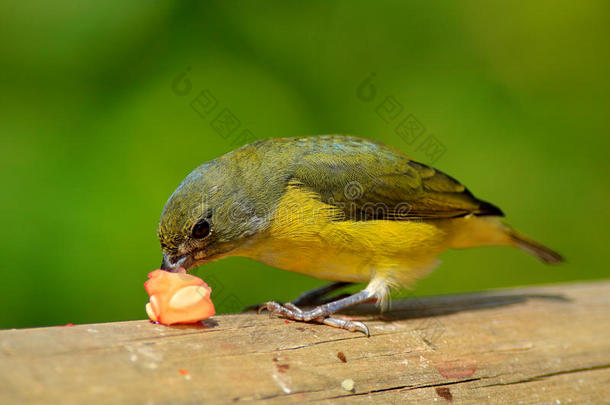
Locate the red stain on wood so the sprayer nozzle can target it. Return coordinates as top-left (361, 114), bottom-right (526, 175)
top-left (435, 387), bottom-right (453, 401)
top-left (434, 359), bottom-right (477, 379)
top-left (276, 364), bottom-right (290, 373)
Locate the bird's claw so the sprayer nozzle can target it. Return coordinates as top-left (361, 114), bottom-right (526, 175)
top-left (321, 316), bottom-right (370, 336)
top-left (258, 301), bottom-right (369, 336)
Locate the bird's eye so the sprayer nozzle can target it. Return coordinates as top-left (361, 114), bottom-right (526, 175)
top-left (191, 219), bottom-right (210, 239)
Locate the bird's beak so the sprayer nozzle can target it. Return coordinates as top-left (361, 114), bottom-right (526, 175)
top-left (160, 254), bottom-right (191, 273)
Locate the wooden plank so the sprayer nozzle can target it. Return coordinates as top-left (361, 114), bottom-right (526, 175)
top-left (1, 281), bottom-right (609, 404)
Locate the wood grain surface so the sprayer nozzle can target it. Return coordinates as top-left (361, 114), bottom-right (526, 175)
top-left (1, 281), bottom-right (609, 404)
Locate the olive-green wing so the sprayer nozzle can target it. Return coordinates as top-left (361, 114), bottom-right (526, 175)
top-left (291, 143), bottom-right (503, 221)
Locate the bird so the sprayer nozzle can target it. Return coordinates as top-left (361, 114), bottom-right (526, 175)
top-left (158, 135), bottom-right (562, 335)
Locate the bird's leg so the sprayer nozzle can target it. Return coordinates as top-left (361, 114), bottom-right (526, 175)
top-left (291, 281), bottom-right (354, 307)
top-left (260, 290), bottom-right (372, 336)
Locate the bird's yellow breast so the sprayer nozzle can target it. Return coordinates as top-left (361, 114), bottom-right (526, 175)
top-left (234, 183), bottom-right (453, 286)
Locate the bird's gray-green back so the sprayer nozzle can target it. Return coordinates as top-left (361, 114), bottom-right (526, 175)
top-left (217, 135), bottom-right (502, 221)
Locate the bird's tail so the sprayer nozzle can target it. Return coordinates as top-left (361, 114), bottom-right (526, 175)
top-left (506, 228), bottom-right (564, 264)
top-left (446, 216), bottom-right (564, 264)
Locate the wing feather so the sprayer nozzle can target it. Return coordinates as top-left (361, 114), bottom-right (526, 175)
top-left (289, 136), bottom-right (503, 221)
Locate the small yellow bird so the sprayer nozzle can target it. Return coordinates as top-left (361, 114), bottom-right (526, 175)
top-left (158, 135), bottom-right (562, 335)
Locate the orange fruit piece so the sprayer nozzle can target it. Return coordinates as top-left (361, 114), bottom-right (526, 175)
top-left (144, 269), bottom-right (215, 325)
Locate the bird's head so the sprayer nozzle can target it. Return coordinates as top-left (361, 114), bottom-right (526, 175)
top-left (157, 160), bottom-right (266, 272)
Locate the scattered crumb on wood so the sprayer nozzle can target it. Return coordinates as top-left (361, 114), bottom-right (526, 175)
top-left (337, 352), bottom-right (347, 363)
top-left (341, 379), bottom-right (355, 392)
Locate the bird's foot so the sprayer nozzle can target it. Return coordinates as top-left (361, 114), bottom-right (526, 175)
top-left (259, 301), bottom-right (370, 336)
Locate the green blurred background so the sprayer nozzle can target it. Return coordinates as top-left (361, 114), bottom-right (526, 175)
top-left (1, 1), bottom-right (609, 329)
